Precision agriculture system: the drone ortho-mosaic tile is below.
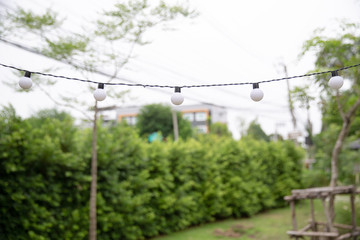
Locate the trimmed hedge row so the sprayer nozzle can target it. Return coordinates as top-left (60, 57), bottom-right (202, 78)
top-left (0, 109), bottom-right (304, 239)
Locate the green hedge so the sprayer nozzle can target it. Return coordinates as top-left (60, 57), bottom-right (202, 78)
top-left (0, 107), bottom-right (304, 239)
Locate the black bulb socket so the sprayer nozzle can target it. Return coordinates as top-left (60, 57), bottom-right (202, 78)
top-left (24, 71), bottom-right (31, 78)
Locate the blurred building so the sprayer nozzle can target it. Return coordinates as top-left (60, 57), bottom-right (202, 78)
top-left (113, 103), bottom-right (227, 133)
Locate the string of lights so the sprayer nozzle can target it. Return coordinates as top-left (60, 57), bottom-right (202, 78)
top-left (1, 62), bottom-right (358, 105)
top-left (0, 37), bottom-right (285, 108)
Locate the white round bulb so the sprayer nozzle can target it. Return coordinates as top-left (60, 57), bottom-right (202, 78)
top-left (19, 76), bottom-right (33, 89)
top-left (171, 92), bottom-right (184, 105)
top-left (250, 88), bottom-right (264, 102)
top-left (328, 76), bottom-right (344, 90)
top-left (93, 88), bottom-right (106, 101)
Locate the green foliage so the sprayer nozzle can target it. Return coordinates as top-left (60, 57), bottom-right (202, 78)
top-left (136, 104), bottom-right (193, 139)
top-left (136, 104), bottom-right (172, 137)
top-left (0, 107), bottom-right (304, 239)
top-left (177, 115), bottom-right (194, 140)
top-left (42, 35), bottom-right (89, 60)
top-left (301, 21), bottom-right (360, 115)
top-left (9, 8), bottom-right (60, 31)
top-left (335, 199), bottom-right (360, 227)
top-left (243, 120), bottom-right (270, 142)
top-left (291, 86), bottom-right (315, 110)
top-left (96, 0), bottom-right (197, 43)
top-left (321, 93), bottom-right (360, 135)
top-left (209, 122), bottom-right (232, 138)
top-left (300, 22), bottom-right (360, 185)
top-left (152, 0), bottom-right (199, 21)
top-left (302, 169), bottom-right (330, 188)
top-left (0, 106), bottom-right (89, 240)
top-left (1, 1), bottom-right (197, 109)
top-left (308, 124), bottom-right (360, 186)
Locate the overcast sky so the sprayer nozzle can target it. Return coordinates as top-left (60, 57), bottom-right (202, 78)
top-left (1, 0), bottom-right (360, 139)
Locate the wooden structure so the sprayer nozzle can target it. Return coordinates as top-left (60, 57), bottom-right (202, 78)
top-left (284, 185), bottom-right (360, 239)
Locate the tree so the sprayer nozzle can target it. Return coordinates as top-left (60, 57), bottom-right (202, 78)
top-left (243, 119), bottom-right (270, 142)
top-left (1, 2), bottom-right (197, 239)
top-left (302, 22), bottom-right (360, 187)
top-left (209, 122), bottom-right (232, 138)
top-left (301, 22), bottom-right (360, 220)
top-left (136, 104), bottom-right (193, 140)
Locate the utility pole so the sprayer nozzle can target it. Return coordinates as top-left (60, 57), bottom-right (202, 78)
top-left (282, 64), bottom-right (297, 131)
top-left (172, 110), bottom-right (179, 141)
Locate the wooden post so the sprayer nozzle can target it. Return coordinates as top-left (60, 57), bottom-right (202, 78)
top-left (321, 197), bottom-right (335, 238)
top-left (291, 200), bottom-right (297, 231)
top-left (89, 102), bottom-right (98, 240)
top-left (310, 199), bottom-right (318, 240)
top-left (350, 192), bottom-right (356, 240)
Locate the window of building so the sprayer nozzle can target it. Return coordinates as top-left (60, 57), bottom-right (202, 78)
top-left (183, 112), bottom-right (194, 122)
top-left (132, 116), bottom-right (137, 125)
top-left (122, 116), bottom-right (137, 125)
top-left (195, 112), bottom-right (207, 121)
top-left (196, 125), bottom-right (208, 133)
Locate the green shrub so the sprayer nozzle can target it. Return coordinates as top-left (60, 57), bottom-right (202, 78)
top-left (0, 106), bottom-right (89, 240)
top-left (0, 107), bottom-right (304, 239)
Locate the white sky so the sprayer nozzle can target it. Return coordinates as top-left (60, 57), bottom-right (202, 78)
top-left (1, 0), bottom-right (360, 139)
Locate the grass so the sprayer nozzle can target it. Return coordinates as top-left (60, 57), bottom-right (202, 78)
top-left (152, 198), bottom-right (359, 240)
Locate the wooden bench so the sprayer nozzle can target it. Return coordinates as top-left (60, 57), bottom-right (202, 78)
top-left (284, 185), bottom-right (360, 240)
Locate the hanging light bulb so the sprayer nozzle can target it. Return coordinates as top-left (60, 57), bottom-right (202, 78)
top-left (328, 71), bottom-right (344, 90)
top-left (250, 83), bottom-right (264, 102)
top-left (93, 83), bottom-right (106, 101)
top-left (19, 71), bottom-right (33, 89)
top-left (171, 87), bottom-right (184, 105)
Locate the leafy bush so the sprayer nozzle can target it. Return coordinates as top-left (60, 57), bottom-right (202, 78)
top-left (0, 106), bottom-right (89, 240)
top-left (0, 107), bottom-right (304, 239)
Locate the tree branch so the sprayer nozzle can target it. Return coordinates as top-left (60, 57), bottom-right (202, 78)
top-left (36, 83), bottom-right (92, 121)
top-left (345, 94), bottom-right (360, 120)
top-left (336, 91), bottom-right (346, 121)
top-left (106, 30), bottom-right (143, 84)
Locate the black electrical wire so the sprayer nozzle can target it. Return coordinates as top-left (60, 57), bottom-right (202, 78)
top-left (0, 37), bottom-right (288, 113)
top-left (1, 62), bottom-right (359, 89)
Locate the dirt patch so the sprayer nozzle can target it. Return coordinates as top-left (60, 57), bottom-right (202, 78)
top-left (213, 228), bottom-right (241, 238)
top-left (213, 224), bottom-right (256, 238)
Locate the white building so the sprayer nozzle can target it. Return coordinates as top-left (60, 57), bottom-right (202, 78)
top-left (112, 103), bottom-right (227, 133)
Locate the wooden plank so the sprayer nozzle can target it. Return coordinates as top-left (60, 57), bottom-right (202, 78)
top-left (336, 231), bottom-right (360, 240)
top-left (351, 193), bottom-right (356, 233)
top-left (334, 223), bottom-right (359, 230)
top-left (292, 186), bottom-right (353, 194)
top-left (321, 198), bottom-right (335, 233)
top-left (288, 186), bottom-right (357, 200)
top-left (309, 199), bottom-right (317, 240)
top-left (284, 195), bottom-right (293, 201)
top-left (314, 222), bottom-right (360, 230)
top-left (336, 233), bottom-right (351, 240)
top-left (310, 199), bottom-right (316, 223)
top-left (287, 230), bottom-right (338, 237)
top-left (298, 224), bottom-right (312, 233)
top-left (290, 200), bottom-right (297, 230)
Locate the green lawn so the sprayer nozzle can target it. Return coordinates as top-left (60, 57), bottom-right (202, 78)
top-left (151, 199), bottom-right (356, 240)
